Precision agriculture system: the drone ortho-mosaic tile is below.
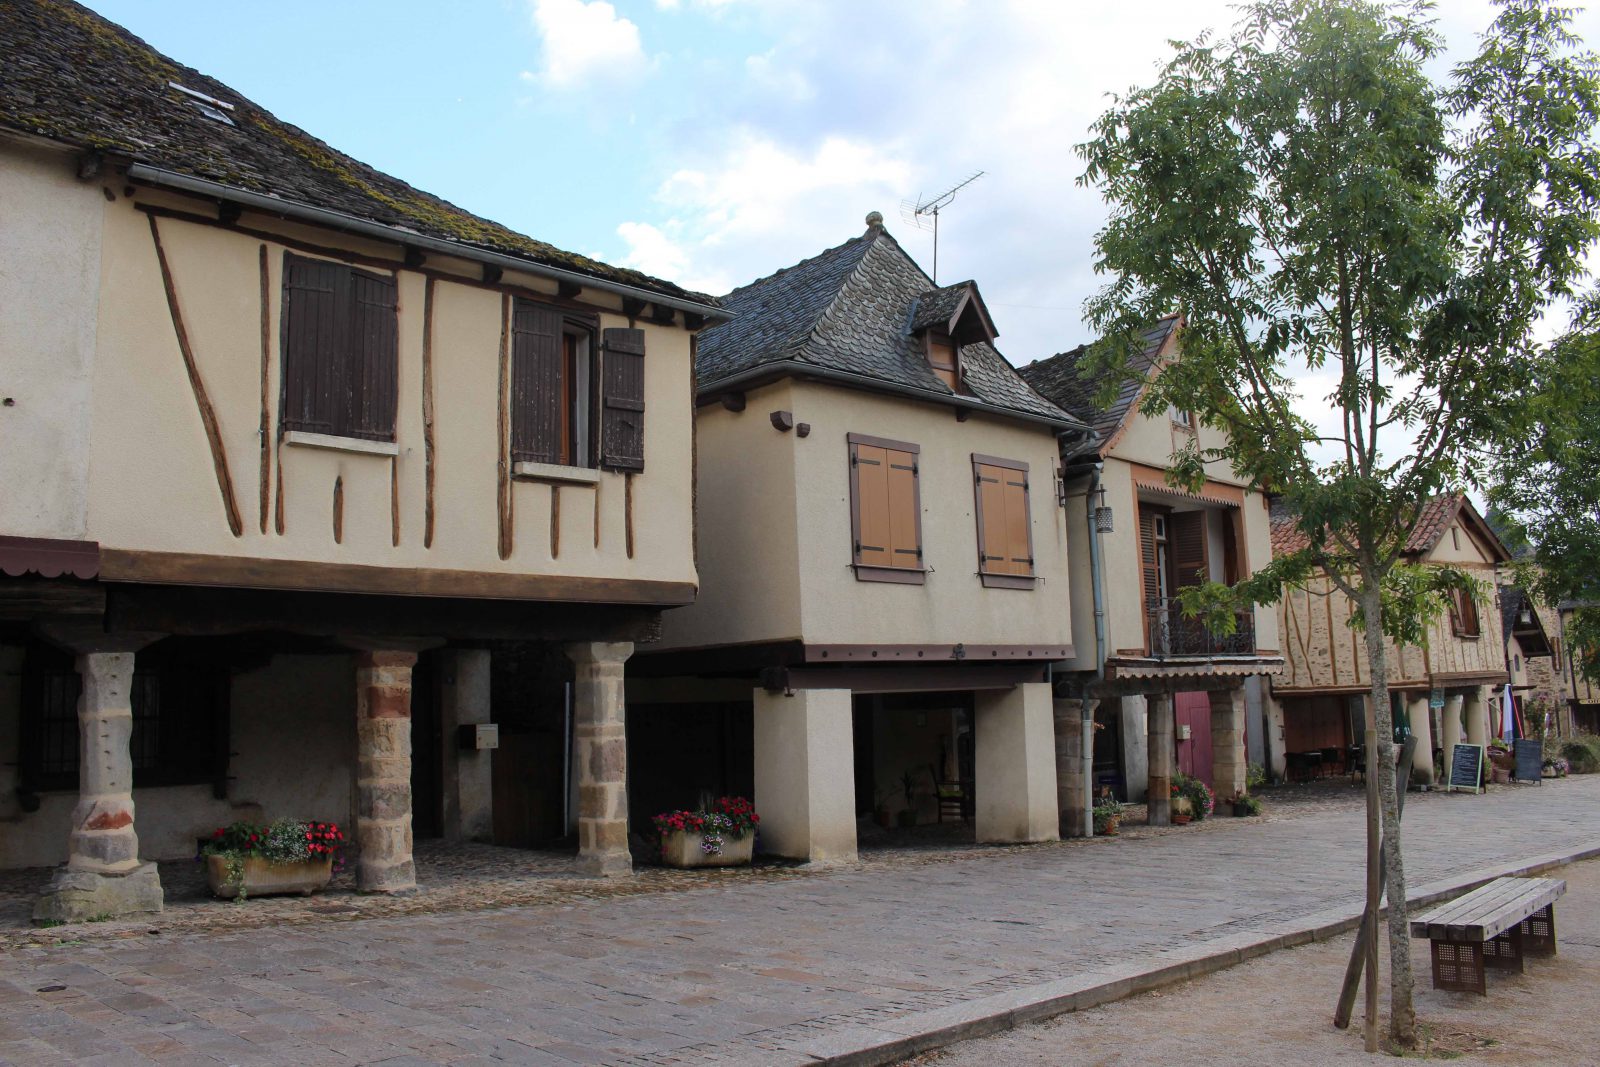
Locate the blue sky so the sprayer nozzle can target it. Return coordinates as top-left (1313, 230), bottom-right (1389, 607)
top-left (85, 0), bottom-right (1600, 376)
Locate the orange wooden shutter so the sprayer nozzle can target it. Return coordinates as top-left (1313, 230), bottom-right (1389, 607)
top-left (973, 459), bottom-right (1033, 577)
top-left (1000, 466), bottom-right (1033, 575)
top-left (885, 448), bottom-right (922, 568)
top-left (853, 443), bottom-right (892, 568)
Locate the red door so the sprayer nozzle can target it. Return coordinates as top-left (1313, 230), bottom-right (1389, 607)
top-left (1174, 691), bottom-right (1213, 787)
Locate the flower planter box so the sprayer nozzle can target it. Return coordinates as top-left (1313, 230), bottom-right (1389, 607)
top-left (660, 830), bottom-right (754, 869)
top-left (206, 855), bottom-right (333, 900)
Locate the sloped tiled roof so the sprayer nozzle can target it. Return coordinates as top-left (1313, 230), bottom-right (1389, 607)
top-left (1270, 493), bottom-right (1509, 562)
top-left (0, 0), bottom-right (711, 305)
top-left (909, 282), bottom-right (973, 334)
top-left (695, 226), bottom-right (1077, 425)
top-left (1018, 315), bottom-right (1181, 446)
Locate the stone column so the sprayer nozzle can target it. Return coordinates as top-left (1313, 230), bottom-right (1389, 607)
top-left (1053, 697), bottom-right (1094, 838)
top-left (1465, 685), bottom-right (1489, 747)
top-left (753, 687), bottom-right (856, 863)
top-left (1208, 686), bottom-right (1248, 800)
top-left (1441, 692), bottom-right (1465, 756)
top-left (356, 650), bottom-right (418, 893)
top-left (439, 649), bottom-right (493, 842)
top-left (1147, 691), bottom-right (1174, 826)
top-left (34, 651), bottom-right (163, 922)
top-left (1407, 694), bottom-right (1435, 786)
top-left (567, 642), bottom-right (633, 877)
top-left (975, 683), bottom-right (1059, 844)
top-left (1119, 695), bottom-right (1149, 802)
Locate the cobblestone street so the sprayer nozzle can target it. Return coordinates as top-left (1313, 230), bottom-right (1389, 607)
top-left (0, 777), bottom-right (1595, 1066)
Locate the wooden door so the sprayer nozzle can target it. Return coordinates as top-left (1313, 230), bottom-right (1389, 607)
top-left (1174, 690), bottom-right (1214, 787)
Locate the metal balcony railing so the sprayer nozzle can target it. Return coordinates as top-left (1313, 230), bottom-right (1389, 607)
top-left (1146, 597), bottom-right (1256, 658)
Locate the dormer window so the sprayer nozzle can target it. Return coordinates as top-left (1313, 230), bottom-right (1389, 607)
top-left (910, 280), bottom-right (997, 396)
top-left (927, 333), bottom-right (961, 391)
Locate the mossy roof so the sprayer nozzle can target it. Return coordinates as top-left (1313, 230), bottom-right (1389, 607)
top-left (0, 0), bottom-right (715, 305)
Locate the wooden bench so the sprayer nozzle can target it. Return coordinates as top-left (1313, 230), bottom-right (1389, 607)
top-left (1409, 876), bottom-right (1566, 995)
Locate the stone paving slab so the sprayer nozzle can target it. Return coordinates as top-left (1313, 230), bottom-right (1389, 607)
top-left (0, 778), bottom-right (1596, 1066)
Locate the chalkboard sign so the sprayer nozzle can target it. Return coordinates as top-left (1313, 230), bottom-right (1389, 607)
top-left (1513, 739), bottom-right (1543, 785)
top-left (1448, 743), bottom-right (1484, 794)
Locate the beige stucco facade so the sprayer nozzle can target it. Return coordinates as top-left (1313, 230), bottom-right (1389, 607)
top-left (3, 143), bottom-right (697, 592)
top-left (660, 378), bottom-right (1072, 652)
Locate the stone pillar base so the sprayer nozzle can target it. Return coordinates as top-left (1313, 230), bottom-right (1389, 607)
top-left (975, 683), bottom-right (1059, 844)
top-left (754, 687), bottom-right (857, 864)
top-left (33, 862), bottom-right (162, 924)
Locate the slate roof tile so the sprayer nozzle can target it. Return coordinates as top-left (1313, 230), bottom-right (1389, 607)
top-left (0, 0), bottom-right (711, 304)
top-left (696, 227), bottom-right (1077, 425)
top-left (1018, 315), bottom-right (1180, 444)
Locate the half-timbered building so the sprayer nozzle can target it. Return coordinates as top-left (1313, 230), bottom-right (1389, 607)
top-left (1267, 495), bottom-right (1511, 786)
top-left (1021, 320), bottom-right (1283, 829)
top-left (632, 214), bottom-right (1087, 862)
top-left (0, 0), bottom-right (723, 919)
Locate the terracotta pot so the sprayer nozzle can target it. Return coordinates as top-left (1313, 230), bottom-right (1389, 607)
top-left (1096, 816), bottom-right (1121, 837)
top-left (1172, 813), bottom-right (1193, 825)
top-left (660, 830), bottom-right (754, 869)
top-left (206, 855), bottom-right (333, 900)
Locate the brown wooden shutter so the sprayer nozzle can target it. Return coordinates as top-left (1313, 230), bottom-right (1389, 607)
top-left (600, 327), bottom-right (646, 471)
top-left (1139, 506), bottom-right (1160, 609)
top-left (512, 300), bottom-right (564, 463)
top-left (973, 457), bottom-right (1034, 583)
top-left (885, 448), bottom-right (922, 567)
top-left (280, 253), bottom-right (396, 441)
top-left (853, 443), bottom-right (892, 568)
top-left (849, 437), bottom-right (922, 573)
top-left (280, 253), bottom-right (343, 436)
top-left (928, 336), bottom-right (959, 390)
top-left (349, 270), bottom-right (398, 440)
top-left (1170, 511), bottom-right (1209, 589)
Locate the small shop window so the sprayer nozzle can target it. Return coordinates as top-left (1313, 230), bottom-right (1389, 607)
top-left (17, 644), bottom-right (228, 794)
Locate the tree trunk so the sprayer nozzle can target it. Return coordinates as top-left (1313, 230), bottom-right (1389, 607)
top-left (1361, 582), bottom-right (1416, 1047)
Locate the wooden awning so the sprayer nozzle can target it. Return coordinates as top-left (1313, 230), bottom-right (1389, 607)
top-left (0, 536), bottom-right (99, 579)
top-left (1131, 464), bottom-right (1245, 508)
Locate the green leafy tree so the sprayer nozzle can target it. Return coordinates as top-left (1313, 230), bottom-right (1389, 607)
top-left (1491, 315), bottom-right (1600, 686)
top-left (1077, 0), bottom-right (1600, 1044)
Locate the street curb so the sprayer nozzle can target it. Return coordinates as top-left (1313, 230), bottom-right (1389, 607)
top-left (806, 841), bottom-right (1600, 1066)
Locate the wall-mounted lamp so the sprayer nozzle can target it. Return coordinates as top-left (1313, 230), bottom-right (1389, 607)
top-left (796, 422), bottom-right (811, 438)
top-left (1093, 485), bottom-right (1114, 533)
top-left (770, 410), bottom-right (795, 432)
top-left (1519, 606), bottom-right (1533, 626)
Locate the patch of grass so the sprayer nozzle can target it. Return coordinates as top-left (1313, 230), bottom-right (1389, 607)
top-left (84, 913), bottom-right (113, 923)
top-left (35, 919), bottom-right (65, 929)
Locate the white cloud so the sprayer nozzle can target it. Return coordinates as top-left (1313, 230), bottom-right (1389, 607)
top-left (526, 0), bottom-right (647, 89)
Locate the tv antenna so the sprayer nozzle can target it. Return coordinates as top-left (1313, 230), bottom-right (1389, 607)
top-left (900, 171), bottom-right (984, 284)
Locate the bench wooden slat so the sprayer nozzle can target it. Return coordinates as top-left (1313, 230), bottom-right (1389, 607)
top-left (1411, 877), bottom-right (1566, 942)
top-left (1417, 879), bottom-right (1525, 937)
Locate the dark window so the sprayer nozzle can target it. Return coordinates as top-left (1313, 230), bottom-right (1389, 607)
top-left (279, 252), bottom-right (398, 441)
top-left (18, 644), bottom-right (228, 793)
top-left (600, 327), bottom-right (646, 471)
top-left (1450, 588), bottom-right (1482, 637)
top-left (848, 433), bottom-right (923, 584)
top-left (972, 455), bottom-right (1035, 589)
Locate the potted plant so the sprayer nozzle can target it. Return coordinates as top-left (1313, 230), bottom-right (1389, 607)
top-left (872, 787), bottom-right (895, 829)
top-left (897, 769), bottom-right (918, 828)
top-left (200, 819), bottom-right (343, 901)
top-left (1170, 790), bottom-right (1194, 825)
top-left (1172, 773), bottom-right (1216, 822)
top-left (1093, 799), bottom-right (1125, 836)
top-left (1543, 756), bottom-right (1569, 779)
top-left (653, 796), bottom-right (759, 869)
top-left (1230, 793), bottom-right (1263, 817)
